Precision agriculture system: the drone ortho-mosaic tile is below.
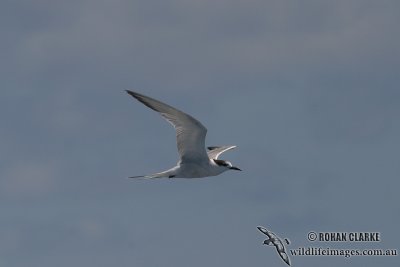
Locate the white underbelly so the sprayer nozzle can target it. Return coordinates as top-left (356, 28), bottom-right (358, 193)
top-left (175, 163), bottom-right (224, 178)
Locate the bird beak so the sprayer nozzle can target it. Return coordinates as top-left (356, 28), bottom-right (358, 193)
top-left (230, 166), bottom-right (242, 171)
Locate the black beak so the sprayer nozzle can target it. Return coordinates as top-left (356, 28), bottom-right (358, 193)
top-left (230, 166), bottom-right (242, 171)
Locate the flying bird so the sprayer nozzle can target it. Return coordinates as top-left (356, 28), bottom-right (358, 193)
top-left (125, 90), bottom-right (241, 179)
top-left (257, 226), bottom-right (291, 266)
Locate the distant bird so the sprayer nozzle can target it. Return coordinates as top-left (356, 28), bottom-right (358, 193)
top-left (125, 90), bottom-right (241, 179)
top-left (257, 226), bottom-right (291, 266)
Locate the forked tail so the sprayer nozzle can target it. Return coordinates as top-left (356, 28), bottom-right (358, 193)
top-left (129, 174), bottom-right (164, 179)
top-left (128, 169), bottom-right (175, 179)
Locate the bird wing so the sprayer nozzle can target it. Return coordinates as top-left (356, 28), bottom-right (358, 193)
top-left (126, 90), bottom-right (209, 163)
top-left (257, 226), bottom-right (273, 239)
top-left (207, 145), bottom-right (237, 159)
top-left (279, 251), bottom-right (291, 266)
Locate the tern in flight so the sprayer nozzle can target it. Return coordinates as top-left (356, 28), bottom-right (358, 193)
top-left (125, 90), bottom-right (241, 179)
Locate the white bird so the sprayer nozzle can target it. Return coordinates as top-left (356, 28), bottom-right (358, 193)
top-left (125, 90), bottom-right (241, 179)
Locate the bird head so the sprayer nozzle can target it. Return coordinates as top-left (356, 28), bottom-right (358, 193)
top-left (213, 159), bottom-right (242, 171)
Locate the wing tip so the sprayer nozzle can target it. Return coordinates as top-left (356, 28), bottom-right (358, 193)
top-left (125, 89), bottom-right (136, 97)
top-left (257, 226), bottom-right (269, 234)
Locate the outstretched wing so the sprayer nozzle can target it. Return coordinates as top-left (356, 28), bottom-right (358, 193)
top-left (257, 226), bottom-right (273, 239)
top-left (207, 145), bottom-right (236, 159)
top-left (126, 90), bottom-right (208, 163)
top-left (279, 251), bottom-right (291, 266)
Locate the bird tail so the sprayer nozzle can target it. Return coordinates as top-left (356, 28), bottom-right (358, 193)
top-left (128, 170), bottom-right (174, 179)
top-left (129, 175), bottom-right (159, 179)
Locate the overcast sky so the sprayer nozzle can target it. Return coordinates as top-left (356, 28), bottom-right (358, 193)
top-left (1, 1), bottom-right (399, 266)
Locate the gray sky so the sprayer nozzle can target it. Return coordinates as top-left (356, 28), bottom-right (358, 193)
top-left (1, 1), bottom-right (399, 266)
